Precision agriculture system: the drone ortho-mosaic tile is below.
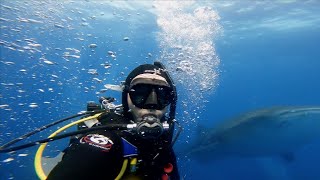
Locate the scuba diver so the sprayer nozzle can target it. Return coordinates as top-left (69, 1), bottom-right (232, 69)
top-left (46, 62), bottom-right (181, 180)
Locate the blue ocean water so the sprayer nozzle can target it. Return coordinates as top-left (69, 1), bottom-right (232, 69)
top-left (1, 1), bottom-right (320, 179)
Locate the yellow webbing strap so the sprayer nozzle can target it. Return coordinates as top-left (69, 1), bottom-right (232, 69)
top-left (34, 113), bottom-right (103, 180)
top-left (130, 157), bottom-right (137, 171)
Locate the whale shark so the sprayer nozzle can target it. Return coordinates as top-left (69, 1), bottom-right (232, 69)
top-left (185, 106), bottom-right (320, 161)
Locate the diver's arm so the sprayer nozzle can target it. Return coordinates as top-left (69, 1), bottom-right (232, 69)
top-left (47, 131), bottom-right (123, 180)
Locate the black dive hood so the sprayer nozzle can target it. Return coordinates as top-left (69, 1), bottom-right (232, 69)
top-left (122, 61), bottom-right (177, 123)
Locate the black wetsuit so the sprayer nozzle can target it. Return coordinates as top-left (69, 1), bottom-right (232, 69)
top-left (47, 112), bottom-right (180, 180)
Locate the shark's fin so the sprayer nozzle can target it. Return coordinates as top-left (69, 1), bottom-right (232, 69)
top-left (280, 152), bottom-right (295, 163)
top-left (41, 152), bottom-right (64, 176)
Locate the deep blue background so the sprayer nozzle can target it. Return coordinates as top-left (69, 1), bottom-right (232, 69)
top-left (1, 1), bottom-right (320, 180)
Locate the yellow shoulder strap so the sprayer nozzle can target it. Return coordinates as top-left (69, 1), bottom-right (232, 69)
top-left (34, 113), bottom-right (103, 180)
top-left (115, 159), bottom-right (129, 180)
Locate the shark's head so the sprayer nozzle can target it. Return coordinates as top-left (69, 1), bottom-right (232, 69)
top-left (274, 107), bottom-right (320, 118)
top-left (268, 107), bottom-right (320, 128)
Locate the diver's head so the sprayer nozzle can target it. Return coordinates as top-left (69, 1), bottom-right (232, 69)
top-left (122, 62), bottom-right (176, 139)
top-left (128, 73), bottom-right (173, 120)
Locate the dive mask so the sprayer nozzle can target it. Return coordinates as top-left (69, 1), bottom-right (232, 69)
top-left (129, 84), bottom-right (174, 110)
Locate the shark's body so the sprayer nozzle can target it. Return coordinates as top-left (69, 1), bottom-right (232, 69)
top-left (187, 106), bottom-right (320, 160)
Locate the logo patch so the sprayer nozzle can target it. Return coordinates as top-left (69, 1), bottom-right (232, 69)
top-left (80, 134), bottom-right (114, 152)
top-left (144, 68), bottom-right (164, 75)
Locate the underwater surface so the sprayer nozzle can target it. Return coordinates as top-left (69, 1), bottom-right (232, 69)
top-left (1, 1), bottom-right (320, 179)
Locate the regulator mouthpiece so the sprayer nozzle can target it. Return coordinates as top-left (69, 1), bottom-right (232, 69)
top-left (136, 115), bottom-right (169, 139)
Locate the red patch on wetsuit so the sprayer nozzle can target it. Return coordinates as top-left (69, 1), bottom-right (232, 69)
top-left (80, 134), bottom-right (114, 152)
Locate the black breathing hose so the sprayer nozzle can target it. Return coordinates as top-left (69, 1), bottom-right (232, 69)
top-left (0, 124), bottom-right (129, 153)
top-left (0, 110), bottom-right (104, 150)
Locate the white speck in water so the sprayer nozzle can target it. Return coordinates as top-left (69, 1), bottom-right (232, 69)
top-left (88, 69), bottom-right (98, 75)
top-left (110, 54), bottom-right (116, 59)
top-left (18, 154), bottom-right (28, 157)
top-left (43, 60), bottom-right (55, 65)
top-left (0, 104), bottom-right (9, 109)
top-left (2, 158), bottom-right (14, 163)
top-left (88, 44), bottom-right (97, 48)
top-left (29, 103), bottom-right (38, 108)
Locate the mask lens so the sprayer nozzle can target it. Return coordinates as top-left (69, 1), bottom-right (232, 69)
top-left (129, 84), bottom-right (173, 109)
top-left (129, 84), bottom-right (151, 106)
top-left (155, 86), bottom-right (172, 107)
